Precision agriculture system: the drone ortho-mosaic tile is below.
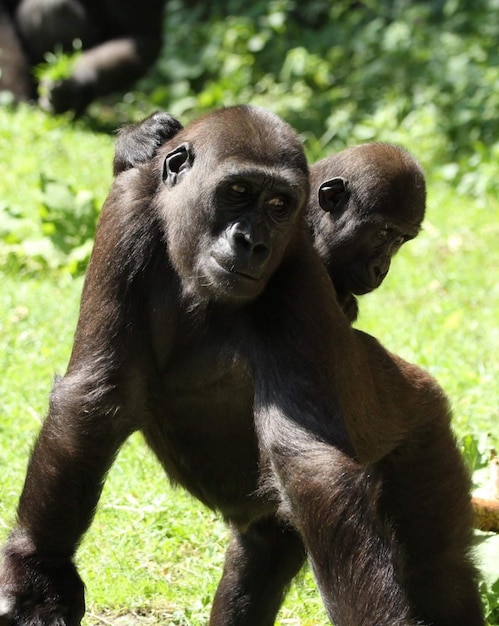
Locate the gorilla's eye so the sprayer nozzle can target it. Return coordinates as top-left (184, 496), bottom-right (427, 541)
top-left (268, 196), bottom-right (285, 208)
top-left (229, 183), bottom-right (248, 196)
top-left (267, 196), bottom-right (290, 221)
top-left (224, 182), bottom-right (251, 205)
top-left (377, 228), bottom-right (389, 240)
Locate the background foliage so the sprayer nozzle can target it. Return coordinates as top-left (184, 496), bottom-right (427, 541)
top-left (0, 0), bottom-right (498, 623)
top-left (1, 0), bottom-right (498, 273)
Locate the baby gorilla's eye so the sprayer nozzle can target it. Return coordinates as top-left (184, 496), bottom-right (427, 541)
top-left (267, 196), bottom-right (285, 208)
top-left (377, 227), bottom-right (389, 240)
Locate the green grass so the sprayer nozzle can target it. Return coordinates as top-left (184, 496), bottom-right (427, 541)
top-left (0, 103), bottom-right (498, 624)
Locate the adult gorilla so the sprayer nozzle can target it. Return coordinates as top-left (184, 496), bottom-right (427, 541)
top-left (0, 107), bottom-right (483, 626)
top-left (0, 0), bottom-right (164, 113)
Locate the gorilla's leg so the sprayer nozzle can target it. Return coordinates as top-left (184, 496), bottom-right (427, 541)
top-left (210, 516), bottom-right (306, 626)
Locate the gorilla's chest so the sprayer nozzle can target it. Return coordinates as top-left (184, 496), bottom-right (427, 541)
top-left (163, 337), bottom-right (253, 415)
top-left (145, 341), bottom-right (263, 519)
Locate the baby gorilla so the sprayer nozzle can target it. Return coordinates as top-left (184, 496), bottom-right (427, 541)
top-left (308, 143), bottom-right (426, 321)
top-left (114, 113), bottom-right (425, 322)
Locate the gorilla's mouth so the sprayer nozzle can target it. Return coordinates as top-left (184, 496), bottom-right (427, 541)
top-left (210, 257), bottom-right (261, 282)
top-left (349, 275), bottom-right (375, 296)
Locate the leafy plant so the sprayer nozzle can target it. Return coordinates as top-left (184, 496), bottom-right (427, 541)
top-left (0, 174), bottom-right (99, 275)
top-left (34, 45), bottom-right (82, 85)
top-left (482, 579), bottom-right (499, 625)
top-left (131, 0), bottom-right (497, 198)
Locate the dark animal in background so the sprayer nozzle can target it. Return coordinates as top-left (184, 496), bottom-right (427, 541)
top-left (308, 143), bottom-right (426, 321)
top-left (0, 107), bottom-right (483, 626)
top-left (0, 0), bottom-right (164, 114)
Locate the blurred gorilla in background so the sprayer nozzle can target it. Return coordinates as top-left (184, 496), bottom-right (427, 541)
top-left (0, 0), bottom-right (164, 114)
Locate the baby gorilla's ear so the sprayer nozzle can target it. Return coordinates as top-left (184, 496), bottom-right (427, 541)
top-left (113, 112), bottom-right (184, 176)
top-left (318, 177), bottom-right (349, 213)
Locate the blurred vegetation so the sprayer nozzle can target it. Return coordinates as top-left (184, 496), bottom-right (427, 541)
top-left (1, 0), bottom-right (498, 274)
top-left (134, 0), bottom-right (498, 187)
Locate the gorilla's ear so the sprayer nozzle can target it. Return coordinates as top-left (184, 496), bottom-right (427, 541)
top-left (318, 177), bottom-right (349, 213)
top-left (163, 143), bottom-right (193, 188)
